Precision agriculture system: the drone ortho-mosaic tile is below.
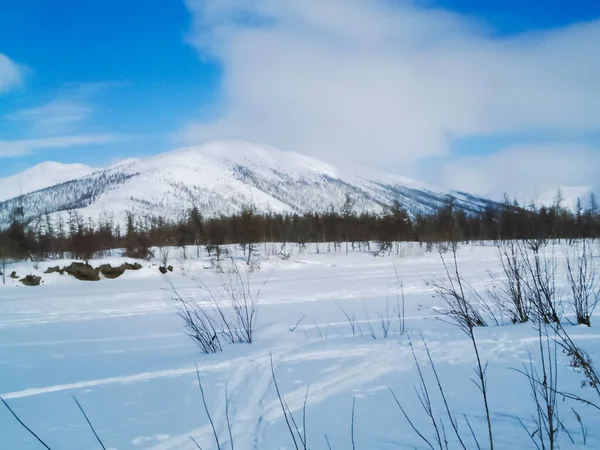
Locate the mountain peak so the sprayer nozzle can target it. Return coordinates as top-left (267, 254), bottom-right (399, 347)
top-left (23, 161), bottom-right (93, 175)
top-left (151, 140), bottom-right (341, 179)
top-left (0, 141), bottom-right (497, 225)
top-left (0, 162), bottom-right (95, 202)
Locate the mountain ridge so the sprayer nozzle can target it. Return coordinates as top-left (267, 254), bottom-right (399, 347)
top-left (0, 140), bottom-right (498, 226)
top-left (0, 161), bottom-right (96, 202)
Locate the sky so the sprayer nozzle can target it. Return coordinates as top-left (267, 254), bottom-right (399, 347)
top-left (0, 0), bottom-right (599, 203)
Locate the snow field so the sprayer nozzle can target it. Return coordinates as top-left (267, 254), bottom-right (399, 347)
top-left (1, 241), bottom-right (599, 449)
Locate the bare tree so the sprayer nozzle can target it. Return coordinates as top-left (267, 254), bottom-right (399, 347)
top-left (341, 193), bottom-right (356, 255)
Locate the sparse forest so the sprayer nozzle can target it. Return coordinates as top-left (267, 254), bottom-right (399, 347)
top-left (1, 193), bottom-right (599, 262)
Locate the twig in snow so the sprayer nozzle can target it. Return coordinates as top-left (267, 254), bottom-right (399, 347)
top-left (302, 383), bottom-right (310, 447)
top-left (270, 352), bottom-right (300, 450)
top-left (190, 435), bottom-right (203, 449)
top-left (73, 396), bottom-right (106, 450)
top-left (390, 388), bottom-right (436, 450)
top-left (325, 434), bottom-right (333, 450)
top-left (290, 315), bottom-right (306, 332)
top-left (571, 408), bottom-right (587, 445)
top-left (225, 384), bottom-right (234, 450)
top-left (195, 365), bottom-right (222, 450)
top-left (351, 397), bottom-right (357, 450)
top-left (0, 396), bottom-right (53, 450)
top-left (312, 319), bottom-right (323, 339)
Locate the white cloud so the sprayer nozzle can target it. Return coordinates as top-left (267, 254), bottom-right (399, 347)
top-left (0, 53), bottom-right (22, 94)
top-left (5, 82), bottom-right (120, 136)
top-left (181, 0), bottom-right (600, 193)
top-left (7, 100), bottom-right (92, 135)
top-left (0, 134), bottom-right (127, 158)
top-left (437, 144), bottom-right (600, 205)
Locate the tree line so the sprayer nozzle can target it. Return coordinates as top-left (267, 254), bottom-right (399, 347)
top-left (1, 192), bottom-right (599, 262)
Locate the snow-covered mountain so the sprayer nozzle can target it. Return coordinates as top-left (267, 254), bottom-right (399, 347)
top-left (0, 140), bottom-right (498, 226)
top-left (0, 161), bottom-right (95, 202)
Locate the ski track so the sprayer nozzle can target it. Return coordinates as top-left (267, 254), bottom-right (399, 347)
top-left (2, 243), bottom-right (600, 449)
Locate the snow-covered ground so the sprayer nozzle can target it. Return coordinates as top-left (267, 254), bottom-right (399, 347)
top-left (1, 242), bottom-right (599, 449)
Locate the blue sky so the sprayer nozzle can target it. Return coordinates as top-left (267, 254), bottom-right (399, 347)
top-left (0, 0), bottom-right (599, 201)
top-left (0, 0), bottom-right (221, 173)
top-left (433, 0), bottom-right (600, 32)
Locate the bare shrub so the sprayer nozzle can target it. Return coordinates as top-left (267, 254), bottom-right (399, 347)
top-left (374, 241), bottom-right (392, 257)
top-left (430, 246), bottom-right (487, 331)
top-left (429, 243), bottom-right (494, 449)
top-left (376, 297), bottom-right (392, 339)
top-left (171, 281), bottom-right (223, 354)
top-left (516, 329), bottom-right (564, 450)
top-left (490, 240), bottom-right (530, 324)
top-left (391, 336), bottom-right (473, 450)
top-left (520, 241), bottom-right (560, 324)
top-left (549, 322), bottom-right (600, 402)
top-left (172, 258), bottom-right (270, 352)
top-left (337, 302), bottom-right (363, 337)
top-left (216, 258), bottom-right (266, 344)
top-left (363, 306), bottom-right (377, 339)
top-left (278, 243), bottom-right (291, 260)
top-left (565, 239), bottom-right (599, 326)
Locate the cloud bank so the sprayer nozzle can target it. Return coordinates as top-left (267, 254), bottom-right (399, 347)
top-left (0, 53), bottom-right (22, 94)
top-left (0, 134), bottom-right (126, 158)
top-left (7, 100), bottom-right (92, 136)
top-left (440, 145), bottom-right (600, 205)
top-left (181, 0), bottom-right (600, 200)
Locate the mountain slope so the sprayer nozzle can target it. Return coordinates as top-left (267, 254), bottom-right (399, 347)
top-left (0, 162), bottom-right (95, 202)
top-left (0, 141), bottom-right (497, 226)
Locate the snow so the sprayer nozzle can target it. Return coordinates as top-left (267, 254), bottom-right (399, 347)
top-left (0, 162), bottom-right (95, 202)
top-left (0, 140), bottom-right (495, 227)
top-left (1, 243), bottom-right (599, 449)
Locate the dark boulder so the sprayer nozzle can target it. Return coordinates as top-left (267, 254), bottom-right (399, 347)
top-left (98, 264), bottom-right (126, 279)
top-left (20, 275), bottom-right (41, 286)
top-left (63, 262), bottom-right (100, 281)
top-left (98, 262), bottom-right (143, 279)
top-left (123, 262), bottom-right (142, 271)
